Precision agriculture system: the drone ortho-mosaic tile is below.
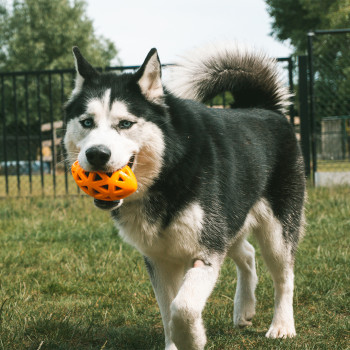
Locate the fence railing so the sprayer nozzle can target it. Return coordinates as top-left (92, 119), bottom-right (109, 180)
top-left (0, 65), bottom-right (144, 198)
top-left (0, 59), bottom-right (294, 198)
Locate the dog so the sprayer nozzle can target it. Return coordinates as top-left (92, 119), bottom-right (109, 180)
top-left (64, 43), bottom-right (306, 350)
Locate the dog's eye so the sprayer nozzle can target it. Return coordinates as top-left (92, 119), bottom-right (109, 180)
top-left (80, 118), bottom-right (94, 129)
top-left (118, 120), bottom-right (134, 129)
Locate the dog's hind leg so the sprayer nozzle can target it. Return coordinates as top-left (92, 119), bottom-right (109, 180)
top-left (252, 199), bottom-right (300, 338)
top-left (227, 238), bottom-right (258, 328)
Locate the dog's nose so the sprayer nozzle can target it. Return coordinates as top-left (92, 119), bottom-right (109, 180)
top-left (85, 145), bottom-right (111, 168)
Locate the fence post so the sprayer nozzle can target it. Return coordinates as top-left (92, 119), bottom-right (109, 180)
top-left (298, 55), bottom-right (311, 178)
top-left (307, 32), bottom-right (316, 184)
top-left (1, 75), bottom-right (9, 195)
top-left (288, 58), bottom-right (295, 126)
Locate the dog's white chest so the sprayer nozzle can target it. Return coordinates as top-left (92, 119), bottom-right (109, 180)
top-left (115, 201), bottom-right (204, 261)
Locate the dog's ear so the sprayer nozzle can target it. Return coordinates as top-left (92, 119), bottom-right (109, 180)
top-left (72, 46), bottom-right (99, 94)
top-left (136, 48), bottom-right (163, 103)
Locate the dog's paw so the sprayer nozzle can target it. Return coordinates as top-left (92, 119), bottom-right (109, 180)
top-left (265, 323), bottom-right (296, 338)
top-left (235, 316), bottom-right (253, 328)
top-left (233, 301), bottom-right (255, 328)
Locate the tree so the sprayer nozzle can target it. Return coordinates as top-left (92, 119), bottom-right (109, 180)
top-left (0, 0), bottom-right (119, 164)
top-left (265, 0), bottom-right (349, 53)
top-left (0, 0), bottom-right (8, 65)
top-left (266, 0), bottom-right (350, 131)
top-left (1, 0), bottom-right (118, 71)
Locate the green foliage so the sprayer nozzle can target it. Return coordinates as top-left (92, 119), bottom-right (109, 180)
top-left (312, 33), bottom-right (350, 119)
top-left (0, 1), bottom-right (8, 64)
top-left (0, 186), bottom-right (349, 349)
top-left (1, 0), bottom-right (118, 71)
top-left (0, 0), bottom-right (120, 162)
top-left (208, 91), bottom-right (234, 108)
top-left (266, 0), bottom-right (350, 126)
top-left (265, 0), bottom-right (350, 53)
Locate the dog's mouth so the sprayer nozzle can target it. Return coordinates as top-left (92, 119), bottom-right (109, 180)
top-left (127, 155), bottom-right (135, 170)
top-left (94, 198), bottom-right (122, 210)
top-left (93, 155), bottom-right (136, 210)
top-left (101, 154), bottom-right (136, 175)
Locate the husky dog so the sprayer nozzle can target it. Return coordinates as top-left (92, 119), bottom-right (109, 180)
top-left (64, 44), bottom-right (305, 350)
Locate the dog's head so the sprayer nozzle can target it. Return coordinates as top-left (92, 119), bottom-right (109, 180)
top-left (64, 47), bottom-right (167, 209)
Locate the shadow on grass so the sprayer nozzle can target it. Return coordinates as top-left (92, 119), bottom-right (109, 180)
top-left (238, 327), bottom-right (267, 338)
top-left (21, 318), bottom-right (269, 350)
top-left (22, 318), bottom-right (164, 350)
top-left (206, 323), bottom-right (267, 339)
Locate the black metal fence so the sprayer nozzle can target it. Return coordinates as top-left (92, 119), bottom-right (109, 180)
top-left (0, 59), bottom-right (294, 198)
top-left (0, 65), bottom-right (142, 198)
top-left (307, 29), bottom-right (350, 185)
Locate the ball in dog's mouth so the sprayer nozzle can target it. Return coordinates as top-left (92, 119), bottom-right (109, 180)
top-left (71, 156), bottom-right (137, 206)
top-left (92, 155), bottom-right (135, 210)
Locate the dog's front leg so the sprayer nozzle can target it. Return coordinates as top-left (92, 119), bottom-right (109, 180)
top-left (143, 257), bottom-right (185, 350)
top-left (169, 255), bottom-right (224, 350)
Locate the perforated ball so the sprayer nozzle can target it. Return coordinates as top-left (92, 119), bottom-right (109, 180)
top-left (71, 160), bottom-right (137, 201)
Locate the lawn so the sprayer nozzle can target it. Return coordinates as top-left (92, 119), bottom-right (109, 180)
top-left (317, 160), bottom-right (350, 172)
top-left (0, 186), bottom-right (349, 349)
top-left (0, 174), bottom-right (79, 198)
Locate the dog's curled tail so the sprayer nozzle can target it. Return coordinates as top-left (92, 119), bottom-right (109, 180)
top-left (165, 43), bottom-right (291, 114)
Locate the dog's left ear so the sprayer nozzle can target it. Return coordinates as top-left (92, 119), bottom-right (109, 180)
top-left (136, 48), bottom-right (163, 103)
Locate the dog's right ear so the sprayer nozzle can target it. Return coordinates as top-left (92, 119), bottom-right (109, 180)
top-left (72, 47), bottom-right (99, 95)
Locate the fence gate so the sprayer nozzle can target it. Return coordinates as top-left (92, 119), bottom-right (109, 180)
top-left (308, 29), bottom-right (350, 185)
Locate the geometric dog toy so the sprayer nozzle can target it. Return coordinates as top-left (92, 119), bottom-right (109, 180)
top-left (71, 160), bottom-right (137, 201)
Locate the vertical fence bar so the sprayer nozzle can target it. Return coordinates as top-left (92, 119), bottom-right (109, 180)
top-left (70, 71), bottom-right (80, 195)
top-left (341, 119), bottom-right (346, 160)
top-left (288, 58), bottom-right (295, 126)
top-left (307, 32), bottom-right (317, 184)
top-left (1, 75), bottom-right (9, 195)
top-left (12, 75), bottom-right (21, 194)
top-left (25, 74), bottom-right (33, 194)
top-left (48, 73), bottom-right (56, 196)
top-left (60, 72), bottom-right (69, 195)
top-left (298, 55), bottom-right (311, 178)
top-left (36, 74), bottom-right (44, 195)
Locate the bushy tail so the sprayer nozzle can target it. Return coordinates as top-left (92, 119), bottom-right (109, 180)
top-left (165, 43), bottom-right (290, 113)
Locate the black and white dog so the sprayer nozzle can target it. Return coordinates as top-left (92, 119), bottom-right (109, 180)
top-left (64, 43), bottom-right (306, 350)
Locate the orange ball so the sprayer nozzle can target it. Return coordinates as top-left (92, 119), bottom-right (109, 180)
top-left (71, 160), bottom-right (137, 201)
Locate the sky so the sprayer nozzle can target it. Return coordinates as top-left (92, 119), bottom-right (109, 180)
top-left (86, 0), bottom-right (293, 66)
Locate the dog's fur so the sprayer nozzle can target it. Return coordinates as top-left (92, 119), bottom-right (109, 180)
top-left (64, 43), bottom-right (306, 350)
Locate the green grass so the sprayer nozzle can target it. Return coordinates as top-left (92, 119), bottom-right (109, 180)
top-left (0, 174), bottom-right (78, 197)
top-left (317, 160), bottom-right (350, 172)
top-left (0, 187), bottom-right (349, 349)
